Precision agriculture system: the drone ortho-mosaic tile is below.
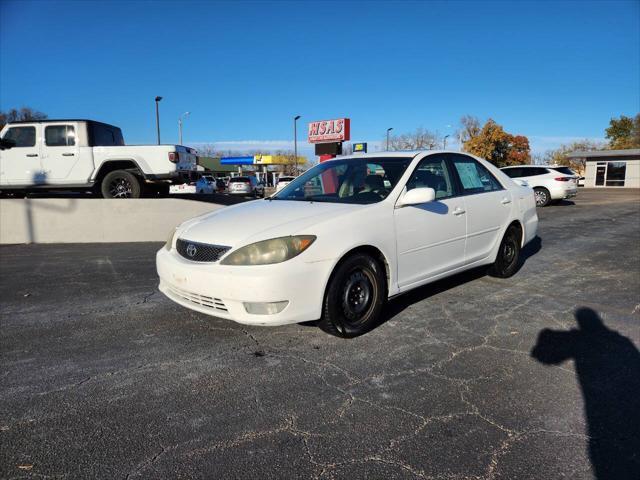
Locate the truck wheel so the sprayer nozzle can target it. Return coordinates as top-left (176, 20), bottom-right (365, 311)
top-left (101, 170), bottom-right (141, 199)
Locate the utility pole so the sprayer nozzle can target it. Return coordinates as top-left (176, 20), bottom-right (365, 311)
top-left (179, 111), bottom-right (190, 145)
top-left (443, 134), bottom-right (450, 150)
top-left (155, 96), bottom-right (163, 144)
top-left (294, 115), bottom-right (301, 174)
top-left (386, 127), bottom-right (393, 151)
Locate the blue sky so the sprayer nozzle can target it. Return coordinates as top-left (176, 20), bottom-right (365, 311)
top-left (1, 0), bottom-right (638, 158)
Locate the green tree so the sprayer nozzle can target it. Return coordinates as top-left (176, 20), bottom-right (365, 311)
top-left (605, 114), bottom-right (640, 149)
top-left (462, 118), bottom-right (531, 167)
top-left (0, 107), bottom-right (48, 130)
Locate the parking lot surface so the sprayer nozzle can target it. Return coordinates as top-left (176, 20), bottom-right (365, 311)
top-left (1, 189), bottom-right (639, 479)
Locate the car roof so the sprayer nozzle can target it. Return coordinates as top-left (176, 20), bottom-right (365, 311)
top-left (330, 150), bottom-right (458, 162)
top-left (502, 165), bottom-right (549, 169)
top-left (6, 119), bottom-right (119, 128)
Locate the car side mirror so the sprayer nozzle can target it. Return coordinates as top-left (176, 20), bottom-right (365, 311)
top-left (398, 187), bottom-right (436, 207)
top-left (0, 138), bottom-right (16, 150)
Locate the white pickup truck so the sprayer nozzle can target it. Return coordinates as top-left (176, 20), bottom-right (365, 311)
top-left (0, 119), bottom-right (198, 198)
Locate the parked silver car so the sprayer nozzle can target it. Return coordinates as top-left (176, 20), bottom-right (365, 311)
top-left (228, 176), bottom-right (265, 197)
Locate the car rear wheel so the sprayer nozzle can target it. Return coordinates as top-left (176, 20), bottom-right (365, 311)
top-left (319, 253), bottom-right (385, 338)
top-left (489, 224), bottom-right (521, 278)
top-left (101, 170), bottom-right (141, 199)
top-left (533, 187), bottom-right (550, 207)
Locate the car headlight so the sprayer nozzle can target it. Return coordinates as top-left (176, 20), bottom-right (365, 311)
top-left (220, 235), bottom-right (316, 266)
top-left (164, 228), bottom-right (177, 251)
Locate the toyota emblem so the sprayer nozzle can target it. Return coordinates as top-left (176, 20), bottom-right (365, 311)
top-left (186, 244), bottom-right (197, 257)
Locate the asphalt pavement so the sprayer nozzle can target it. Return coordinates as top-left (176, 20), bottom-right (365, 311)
top-left (1, 189), bottom-right (639, 479)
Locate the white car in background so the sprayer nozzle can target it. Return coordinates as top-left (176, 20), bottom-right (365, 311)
top-left (276, 175), bottom-right (296, 192)
top-left (501, 165), bottom-right (578, 207)
top-left (157, 151), bottom-right (538, 338)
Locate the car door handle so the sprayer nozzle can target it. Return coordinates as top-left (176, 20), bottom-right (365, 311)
top-left (26, 154), bottom-right (38, 157)
top-left (501, 198), bottom-right (512, 205)
top-left (453, 207), bottom-right (466, 216)
top-left (62, 153), bottom-right (75, 156)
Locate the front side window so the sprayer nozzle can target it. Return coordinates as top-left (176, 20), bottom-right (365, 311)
top-left (45, 125), bottom-right (75, 146)
top-left (275, 157), bottom-right (413, 204)
top-left (406, 155), bottom-right (454, 199)
top-left (452, 155), bottom-right (503, 194)
top-left (3, 126), bottom-right (36, 147)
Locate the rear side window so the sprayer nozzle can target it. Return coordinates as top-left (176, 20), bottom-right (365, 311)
top-left (550, 166), bottom-right (575, 176)
top-left (452, 155), bottom-right (503, 194)
top-left (521, 167), bottom-right (548, 177)
top-left (3, 126), bottom-right (36, 147)
top-left (45, 125), bottom-right (75, 146)
top-left (89, 122), bottom-right (125, 146)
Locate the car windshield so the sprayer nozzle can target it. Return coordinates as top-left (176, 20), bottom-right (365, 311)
top-left (274, 157), bottom-right (413, 204)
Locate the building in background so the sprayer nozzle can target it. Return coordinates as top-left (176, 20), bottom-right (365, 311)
top-left (567, 149), bottom-right (640, 188)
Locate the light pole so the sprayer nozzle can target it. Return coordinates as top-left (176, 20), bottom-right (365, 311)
top-left (179, 111), bottom-right (190, 145)
top-left (294, 115), bottom-right (301, 174)
top-left (155, 96), bottom-right (163, 144)
top-left (443, 134), bottom-right (450, 150)
top-left (386, 127), bottom-right (393, 151)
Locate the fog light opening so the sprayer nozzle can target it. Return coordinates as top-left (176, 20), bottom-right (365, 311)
top-left (243, 301), bottom-right (289, 315)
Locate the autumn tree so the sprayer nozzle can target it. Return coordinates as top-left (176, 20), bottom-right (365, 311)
top-left (386, 127), bottom-right (442, 151)
top-left (605, 114), bottom-right (640, 149)
top-left (461, 118), bottom-right (531, 167)
top-left (0, 107), bottom-right (47, 130)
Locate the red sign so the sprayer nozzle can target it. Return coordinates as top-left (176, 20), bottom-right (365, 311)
top-left (308, 118), bottom-right (350, 143)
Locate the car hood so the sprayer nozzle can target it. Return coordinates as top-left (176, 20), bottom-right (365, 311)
top-left (178, 199), bottom-right (362, 247)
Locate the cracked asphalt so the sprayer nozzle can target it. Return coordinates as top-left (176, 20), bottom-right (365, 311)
top-left (1, 189), bottom-right (639, 479)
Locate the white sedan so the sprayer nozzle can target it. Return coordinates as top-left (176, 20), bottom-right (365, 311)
top-left (157, 151), bottom-right (538, 337)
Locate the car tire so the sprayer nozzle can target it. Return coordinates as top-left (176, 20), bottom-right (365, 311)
top-left (533, 187), bottom-right (550, 207)
top-left (488, 224), bottom-right (521, 278)
top-left (101, 170), bottom-right (141, 199)
top-left (319, 253), bottom-right (386, 338)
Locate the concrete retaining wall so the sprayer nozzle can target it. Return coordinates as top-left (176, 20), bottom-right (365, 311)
top-left (0, 199), bottom-right (223, 244)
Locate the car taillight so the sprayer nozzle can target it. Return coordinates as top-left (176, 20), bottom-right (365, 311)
top-left (555, 177), bottom-right (570, 182)
top-left (169, 152), bottom-right (178, 163)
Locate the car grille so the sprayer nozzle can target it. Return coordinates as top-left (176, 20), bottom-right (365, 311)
top-left (176, 238), bottom-right (231, 262)
top-left (166, 284), bottom-right (228, 312)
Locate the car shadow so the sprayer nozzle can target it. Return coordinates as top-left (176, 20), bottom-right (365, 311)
top-left (550, 199), bottom-right (576, 207)
top-left (530, 307), bottom-right (640, 479)
top-left (302, 236), bottom-right (542, 334)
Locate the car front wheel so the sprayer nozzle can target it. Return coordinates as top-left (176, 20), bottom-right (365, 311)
top-left (101, 170), bottom-right (141, 199)
top-left (489, 224), bottom-right (522, 278)
top-left (319, 253), bottom-right (385, 338)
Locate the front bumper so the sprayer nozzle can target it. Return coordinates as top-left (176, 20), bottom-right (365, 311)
top-left (156, 247), bottom-right (332, 326)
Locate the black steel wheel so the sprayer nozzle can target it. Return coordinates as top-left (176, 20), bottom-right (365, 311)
top-left (319, 253), bottom-right (385, 338)
top-left (489, 224), bottom-right (522, 278)
top-left (101, 170), bottom-right (141, 199)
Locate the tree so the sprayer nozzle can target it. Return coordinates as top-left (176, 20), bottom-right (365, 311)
top-left (540, 140), bottom-right (607, 175)
top-left (605, 114), bottom-right (640, 149)
top-left (0, 107), bottom-right (47, 130)
top-left (456, 115), bottom-right (481, 144)
top-left (386, 127), bottom-right (442, 151)
top-left (462, 118), bottom-right (531, 167)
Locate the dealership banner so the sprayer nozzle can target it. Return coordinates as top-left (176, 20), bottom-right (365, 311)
top-left (308, 118), bottom-right (350, 143)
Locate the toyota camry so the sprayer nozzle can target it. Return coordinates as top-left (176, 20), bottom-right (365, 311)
top-left (156, 151), bottom-right (538, 337)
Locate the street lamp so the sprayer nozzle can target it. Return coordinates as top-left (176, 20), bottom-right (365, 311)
top-left (179, 111), bottom-right (190, 145)
top-left (443, 134), bottom-right (450, 150)
top-left (294, 115), bottom-right (301, 174)
top-left (155, 96), bottom-right (163, 145)
top-left (386, 127), bottom-right (393, 151)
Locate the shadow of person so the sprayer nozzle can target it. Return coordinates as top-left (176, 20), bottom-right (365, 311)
top-left (531, 307), bottom-right (640, 479)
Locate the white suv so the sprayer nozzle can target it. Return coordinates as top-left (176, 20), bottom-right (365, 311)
top-left (501, 165), bottom-right (578, 207)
